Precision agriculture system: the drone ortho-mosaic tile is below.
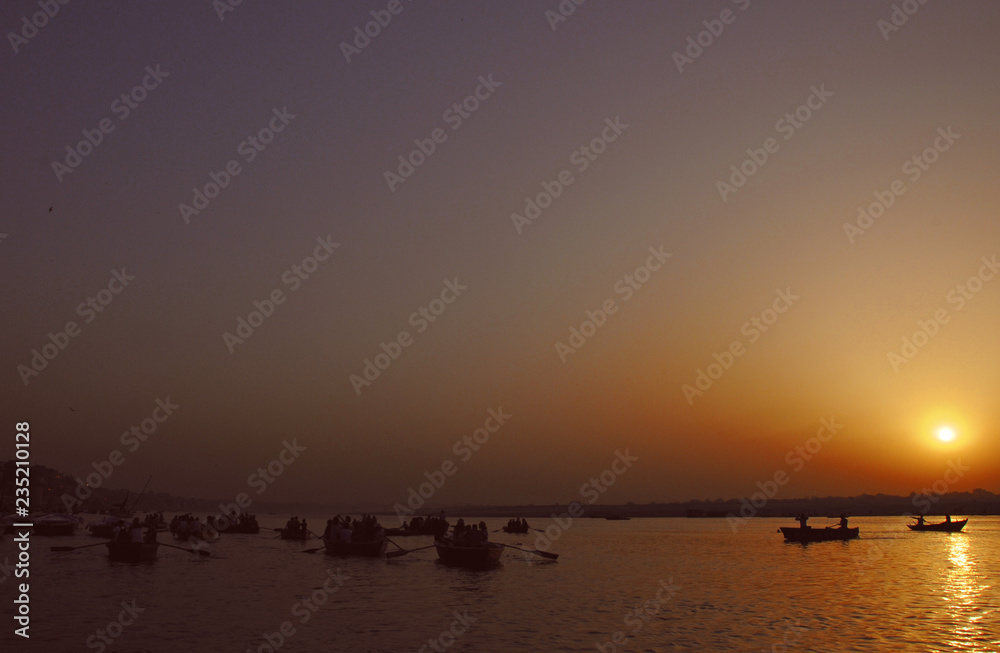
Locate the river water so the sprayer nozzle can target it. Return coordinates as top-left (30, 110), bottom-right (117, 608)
top-left (2, 515), bottom-right (997, 652)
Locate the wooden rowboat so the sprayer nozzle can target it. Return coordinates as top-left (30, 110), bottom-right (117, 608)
top-left (106, 541), bottom-right (159, 562)
top-left (87, 517), bottom-right (126, 538)
top-left (33, 514), bottom-right (80, 536)
top-left (434, 537), bottom-right (504, 568)
top-left (908, 518), bottom-right (967, 532)
top-left (780, 526), bottom-right (859, 543)
top-left (322, 537), bottom-right (387, 557)
top-left (279, 528), bottom-right (310, 541)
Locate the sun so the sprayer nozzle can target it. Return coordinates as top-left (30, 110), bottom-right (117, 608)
top-left (936, 426), bottom-right (956, 442)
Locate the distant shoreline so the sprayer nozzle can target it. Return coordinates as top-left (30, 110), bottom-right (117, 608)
top-left (5, 462), bottom-right (998, 518)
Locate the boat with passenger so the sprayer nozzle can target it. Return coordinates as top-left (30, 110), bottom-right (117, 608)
top-left (321, 514), bottom-right (386, 556)
top-left (908, 515), bottom-right (967, 532)
top-left (434, 519), bottom-right (503, 568)
top-left (209, 513), bottom-right (261, 534)
top-left (780, 514), bottom-right (859, 543)
top-left (501, 518), bottom-right (530, 534)
top-left (171, 514), bottom-right (211, 541)
top-left (434, 537), bottom-right (504, 567)
top-left (88, 516), bottom-right (126, 538)
top-left (279, 516), bottom-right (312, 540)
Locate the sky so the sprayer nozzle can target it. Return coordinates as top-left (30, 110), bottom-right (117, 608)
top-left (2, 0), bottom-right (999, 510)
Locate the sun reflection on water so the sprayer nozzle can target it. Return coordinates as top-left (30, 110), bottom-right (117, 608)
top-left (942, 534), bottom-right (991, 651)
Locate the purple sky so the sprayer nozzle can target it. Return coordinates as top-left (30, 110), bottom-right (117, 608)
top-left (3, 1), bottom-right (999, 509)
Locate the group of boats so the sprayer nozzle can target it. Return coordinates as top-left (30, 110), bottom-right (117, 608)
top-left (40, 509), bottom-right (972, 564)
top-left (779, 514), bottom-right (968, 543)
top-left (38, 511), bottom-right (555, 569)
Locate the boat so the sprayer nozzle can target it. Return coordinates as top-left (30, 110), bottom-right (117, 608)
top-left (33, 514), bottom-right (80, 536)
top-left (501, 524), bottom-right (530, 534)
top-left (279, 528), bottom-right (311, 541)
top-left (87, 516), bottom-right (126, 538)
top-left (780, 526), bottom-right (859, 543)
top-left (908, 518), bottom-right (968, 532)
top-left (322, 537), bottom-right (387, 557)
top-left (604, 515), bottom-right (630, 521)
top-left (384, 518), bottom-right (449, 537)
top-left (207, 513), bottom-right (260, 534)
top-left (174, 528), bottom-right (210, 542)
top-left (434, 537), bottom-right (504, 568)
top-left (106, 541), bottom-right (159, 562)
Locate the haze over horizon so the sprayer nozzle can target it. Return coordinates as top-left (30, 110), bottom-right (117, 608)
top-left (3, 1), bottom-right (999, 511)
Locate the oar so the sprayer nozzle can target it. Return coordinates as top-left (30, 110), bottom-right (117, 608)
top-left (386, 544), bottom-right (436, 559)
top-left (302, 530), bottom-right (330, 554)
top-left (159, 542), bottom-right (211, 557)
top-left (51, 541), bottom-right (108, 552)
top-left (503, 544), bottom-right (558, 560)
top-left (384, 537), bottom-right (407, 551)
